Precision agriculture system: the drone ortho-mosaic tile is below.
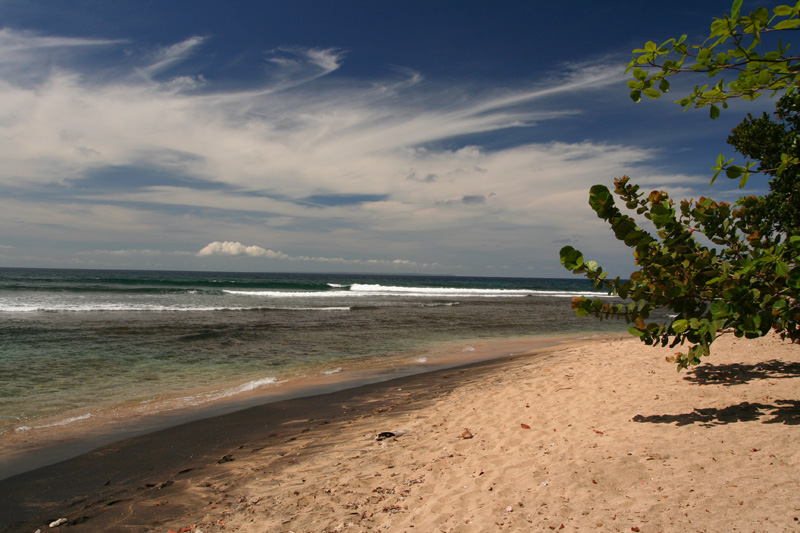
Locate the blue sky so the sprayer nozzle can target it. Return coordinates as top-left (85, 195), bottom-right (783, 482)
top-left (0, 0), bottom-right (776, 276)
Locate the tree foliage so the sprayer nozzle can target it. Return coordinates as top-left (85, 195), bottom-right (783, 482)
top-left (560, 1), bottom-right (800, 369)
top-left (626, 0), bottom-right (800, 185)
top-left (728, 92), bottom-right (800, 236)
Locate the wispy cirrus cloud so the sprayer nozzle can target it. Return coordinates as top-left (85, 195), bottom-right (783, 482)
top-left (138, 35), bottom-right (207, 80)
top-left (0, 27), bottom-right (126, 52)
top-left (262, 47), bottom-right (345, 91)
top-left (0, 28), bottom-right (734, 274)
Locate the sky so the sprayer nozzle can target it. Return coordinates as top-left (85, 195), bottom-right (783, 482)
top-left (0, 0), bottom-right (778, 277)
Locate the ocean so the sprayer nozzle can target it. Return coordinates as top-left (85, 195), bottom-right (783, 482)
top-left (0, 267), bottom-right (625, 478)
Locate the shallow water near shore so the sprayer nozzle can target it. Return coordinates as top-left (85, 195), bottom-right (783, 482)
top-left (0, 268), bottom-right (627, 478)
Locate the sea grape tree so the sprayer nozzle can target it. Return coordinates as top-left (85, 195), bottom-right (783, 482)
top-left (561, 1), bottom-right (800, 369)
top-left (627, 0), bottom-right (800, 185)
top-left (727, 92), bottom-right (800, 237)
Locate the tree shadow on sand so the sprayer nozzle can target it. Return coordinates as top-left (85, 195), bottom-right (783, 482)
top-left (683, 359), bottom-right (800, 387)
top-left (633, 359), bottom-right (800, 427)
top-left (633, 400), bottom-right (800, 427)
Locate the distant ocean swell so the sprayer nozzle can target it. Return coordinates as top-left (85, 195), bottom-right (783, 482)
top-left (0, 283), bottom-right (604, 313)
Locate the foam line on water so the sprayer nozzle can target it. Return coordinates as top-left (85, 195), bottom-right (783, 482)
top-left (224, 284), bottom-right (608, 299)
top-left (0, 303), bottom-right (353, 312)
top-left (14, 413), bottom-right (93, 432)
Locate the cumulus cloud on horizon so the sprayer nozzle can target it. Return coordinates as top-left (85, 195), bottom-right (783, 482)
top-left (197, 241), bottom-right (442, 269)
top-left (198, 241), bottom-right (290, 259)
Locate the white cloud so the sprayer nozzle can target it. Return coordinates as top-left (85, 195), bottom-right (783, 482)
top-left (196, 241), bottom-right (442, 269)
top-left (0, 27), bottom-right (125, 53)
top-left (0, 30), bottom-right (623, 191)
top-left (261, 47), bottom-right (345, 92)
top-left (139, 36), bottom-right (207, 79)
top-left (0, 29), bottom-right (728, 274)
top-left (198, 241), bottom-right (290, 259)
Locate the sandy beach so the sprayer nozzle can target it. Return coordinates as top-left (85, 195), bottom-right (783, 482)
top-left (2, 332), bottom-right (799, 532)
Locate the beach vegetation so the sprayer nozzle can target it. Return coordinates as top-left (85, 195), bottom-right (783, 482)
top-left (561, 0), bottom-right (800, 369)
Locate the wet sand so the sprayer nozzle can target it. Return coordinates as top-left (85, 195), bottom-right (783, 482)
top-left (2, 333), bottom-right (799, 532)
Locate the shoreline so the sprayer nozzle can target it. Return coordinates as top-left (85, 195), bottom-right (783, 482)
top-left (3, 332), bottom-right (798, 532)
top-left (0, 336), bottom-right (591, 531)
top-left (0, 334), bottom-right (595, 482)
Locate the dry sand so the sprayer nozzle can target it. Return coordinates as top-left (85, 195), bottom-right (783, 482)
top-left (3, 333), bottom-right (799, 532)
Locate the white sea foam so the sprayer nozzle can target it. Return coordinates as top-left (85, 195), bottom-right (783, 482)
top-left (223, 289), bottom-right (352, 298)
top-left (0, 302), bottom-right (351, 313)
top-left (224, 284), bottom-right (606, 299)
top-left (138, 377), bottom-right (283, 413)
top-left (0, 302), bottom-right (252, 313)
top-left (196, 376), bottom-right (281, 401)
top-left (322, 367), bottom-right (343, 375)
top-left (463, 346), bottom-right (476, 352)
top-left (15, 412), bottom-right (92, 432)
top-left (288, 306), bottom-right (351, 311)
top-left (350, 284), bottom-right (532, 297)
top-left (350, 284), bottom-right (607, 298)
top-left (229, 376), bottom-right (280, 394)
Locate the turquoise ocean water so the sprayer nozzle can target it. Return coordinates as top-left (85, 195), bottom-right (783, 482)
top-left (0, 268), bottom-right (626, 476)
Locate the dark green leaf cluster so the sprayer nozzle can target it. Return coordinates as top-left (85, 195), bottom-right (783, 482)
top-left (561, 178), bottom-right (800, 369)
top-left (728, 92), bottom-right (800, 236)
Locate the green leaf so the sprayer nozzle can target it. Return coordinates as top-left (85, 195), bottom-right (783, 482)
top-left (588, 185), bottom-right (614, 216)
top-left (774, 18), bottom-right (800, 29)
top-left (630, 89), bottom-right (642, 103)
top-left (725, 165), bottom-right (746, 180)
top-left (671, 319), bottom-right (689, 333)
top-left (559, 246), bottom-right (584, 271)
top-left (788, 267), bottom-right (800, 289)
top-left (627, 326), bottom-right (645, 337)
top-left (710, 104), bottom-right (720, 119)
top-left (649, 203), bottom-right (674, 227)
top-left (618, 282), bottom-right (632, 300)
top-left (710, 300), bottom-right (731, 318)
top-left (738, 172), bottom-right (750, 188)
top-left (731, 0), bottom-right (743, 19)
top-left (643, 88), bottom-right (662, 99)
top-left (773, 5), bottom-right (794, 16)
top-left (754, 6), bottom-right (770, 23)
top-left (772, 299), bottom-right (788, 314)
